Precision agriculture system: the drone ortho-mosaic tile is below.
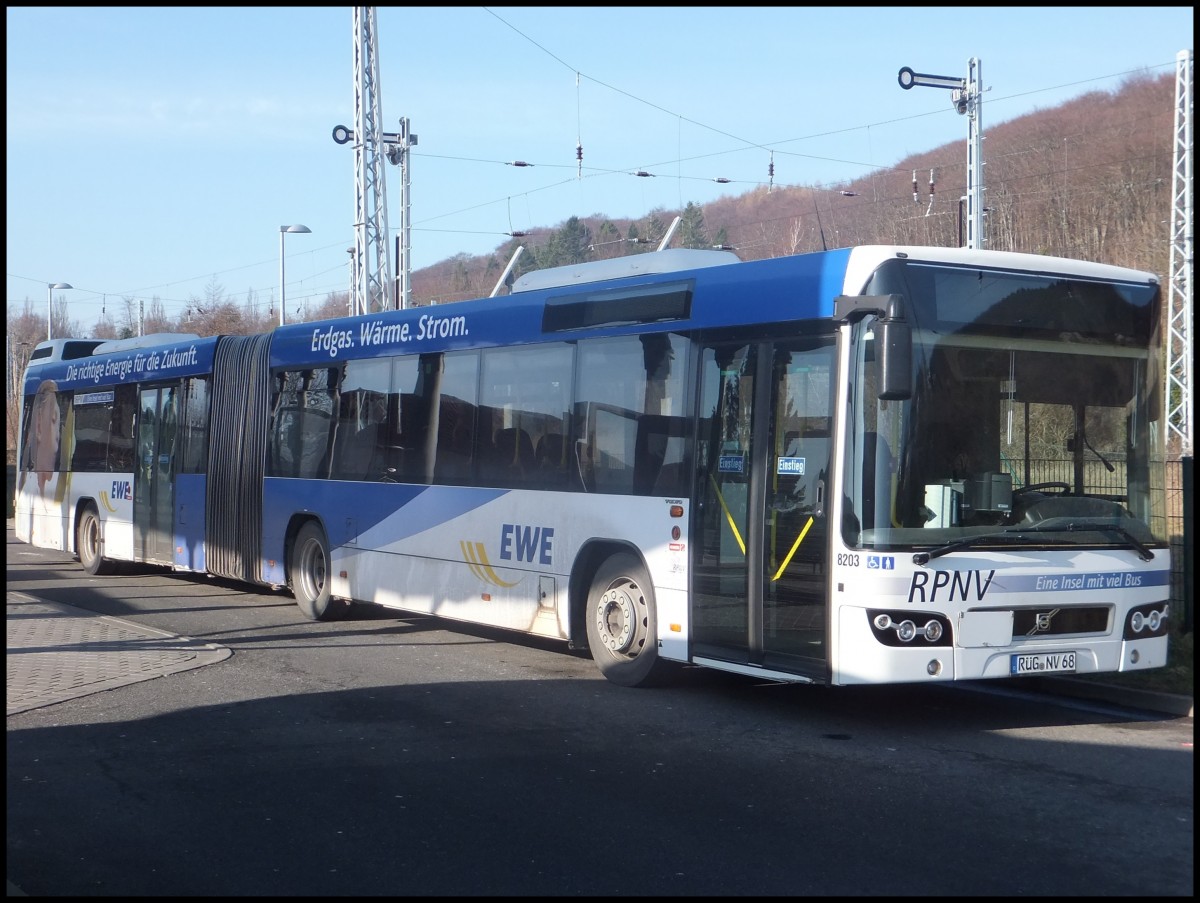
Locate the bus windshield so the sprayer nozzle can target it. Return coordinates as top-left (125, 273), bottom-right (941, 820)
top-left (843, 262), bottom-right (1167, 552)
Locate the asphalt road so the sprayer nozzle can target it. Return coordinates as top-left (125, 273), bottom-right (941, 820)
top-left (7, 527), bottom-right (1194, 896)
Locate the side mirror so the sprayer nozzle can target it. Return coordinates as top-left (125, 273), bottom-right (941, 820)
top-left (878, 315), bottom-right (912, 401)
top-left (833, 293), bottom-right (913, 401)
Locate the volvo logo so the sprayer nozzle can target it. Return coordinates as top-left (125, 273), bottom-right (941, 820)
top-left (1027, 608), bottom-right (1061, 636)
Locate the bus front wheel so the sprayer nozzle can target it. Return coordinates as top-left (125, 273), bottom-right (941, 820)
top-left (76, 505), bottom-right (113, 576)
top-left (290, 521), bottom-right (349, 621)
top-left (585, 552), bottom-right (665, 687)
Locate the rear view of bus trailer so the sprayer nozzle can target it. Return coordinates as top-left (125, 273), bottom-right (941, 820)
top-left (14, 245), bottom-right (1171, 689)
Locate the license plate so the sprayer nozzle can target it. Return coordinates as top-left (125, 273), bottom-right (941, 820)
top-left (1010, 651), bottom-right (1077, 675)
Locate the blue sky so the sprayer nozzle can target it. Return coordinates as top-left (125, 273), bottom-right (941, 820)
top-left (6, 6), bottom-right (1193, 330)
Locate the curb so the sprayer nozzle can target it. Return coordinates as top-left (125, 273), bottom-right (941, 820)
top-left (1032, 676), bottom-right (1193, 718)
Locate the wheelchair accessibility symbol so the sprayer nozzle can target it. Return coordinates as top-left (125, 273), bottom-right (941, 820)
top-left (867, 556), bottom-right (895, 570)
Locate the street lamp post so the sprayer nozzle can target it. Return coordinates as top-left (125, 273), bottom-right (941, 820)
top-left (46, 282), bottom-right (73, 341)
top-left (278, 225), bottom-right (312, 326)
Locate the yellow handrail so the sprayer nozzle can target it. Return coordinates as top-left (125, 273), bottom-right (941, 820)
top-left (709, 474), bottom-right (747, 555)
top-left (772, 516), bottom-right (814, 581)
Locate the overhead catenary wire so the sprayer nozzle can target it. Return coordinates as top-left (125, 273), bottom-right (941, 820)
top-left (9, 5), bottom-right (1181, 332)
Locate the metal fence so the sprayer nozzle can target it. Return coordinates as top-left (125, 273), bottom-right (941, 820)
top-left (1019, 457), bottom-right (1190, 634)
top-left (1166, 457), bottom-right (1192, 633)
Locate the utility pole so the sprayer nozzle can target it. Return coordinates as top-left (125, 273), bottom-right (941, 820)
top-left (898, 58), bottom-right (986, 249)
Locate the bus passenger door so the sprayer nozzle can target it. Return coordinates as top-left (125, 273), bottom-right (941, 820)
top-left (135, 385), bottom-right (179, 565)
top-left (692, 338), bottom-right (836, 678)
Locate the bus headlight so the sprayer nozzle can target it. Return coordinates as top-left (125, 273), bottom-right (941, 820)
top-left (867, 610), bottom-right (952, 647)
top-left (1123, 602), bottom-right (1169, 640)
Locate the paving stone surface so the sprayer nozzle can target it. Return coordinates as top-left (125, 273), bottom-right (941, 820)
top-left (7, 591), bottom-right (231, 716)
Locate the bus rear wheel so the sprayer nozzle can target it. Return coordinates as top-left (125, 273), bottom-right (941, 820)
top-left (76, 505), bottom-right (113, 576)
top-left (290, 521), bottom-right (349, 621)
top-left (585, 552), bottom-right (665, 687)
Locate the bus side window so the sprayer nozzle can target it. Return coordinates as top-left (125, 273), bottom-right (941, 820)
top-left (392, 392), bottom-right (427, 482)
top-left (177, 379), bottom-right (206, 474)
top-left (332, 393), bottom-right (384, 481)
top-left (110, 386), bottom-right (136, 471)
top-left (575, 333), bottom-right (687, 496)
top-left (433, 414), bottom-right (472, 483)
top-left (331, 358), bottom-right (392, 482)
top-left (270, 368), bottom-right (336, 479)
top-left (71, 390), bottom-right (111, 472)
top-left (574, 436), bottom-right (595, 493)
top-left (535, 432), bottom-right (567, 486)
top-left (160, 386), bottom-right (178, 472)
top-left (490, 426), bottom-right (535, 485)
top-left (425, 351), bottom-right (479, 486)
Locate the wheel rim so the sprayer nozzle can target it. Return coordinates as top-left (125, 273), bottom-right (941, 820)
top-left (595, 578), bottom-right (644, 654)
top-left (81, 514), bottom-right (99, 564)
top-left (298, 538), bottom-right (326, 601)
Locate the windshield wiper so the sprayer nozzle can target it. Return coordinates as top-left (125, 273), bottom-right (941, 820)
top-left (1025, 521), bottom-right (1155, 561)
top-left (1080, 431), bottom-right (1116, 473)
top-left (913, 522), bottom-right (1157, 566)
top-left (912, 531), bottom-right (1039, 565)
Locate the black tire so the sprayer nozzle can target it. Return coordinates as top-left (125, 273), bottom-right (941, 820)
top-left (585, 552), bottom-right (666, 687)
top-left (290, 521), bottom-right (349, 621)
top-left (76, 505), bottom-right (113, 576)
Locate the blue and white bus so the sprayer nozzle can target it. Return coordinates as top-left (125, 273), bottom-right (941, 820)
top-left (14, 245), bottom-right (1172, 687)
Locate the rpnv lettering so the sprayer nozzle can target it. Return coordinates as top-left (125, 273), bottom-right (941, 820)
top-left (907, 569), bottom-right (995, 603)
top-left (499, 524), bottom-right (554, 565)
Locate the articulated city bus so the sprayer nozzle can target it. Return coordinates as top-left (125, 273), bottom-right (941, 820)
top-left (15, 245), bottom-right (1171, 686)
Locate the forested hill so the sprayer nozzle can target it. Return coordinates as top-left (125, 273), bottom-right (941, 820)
top-left (6, 69), bottom-right (1183, 462)
top-left (411, 70), bottom-right (1177, 305)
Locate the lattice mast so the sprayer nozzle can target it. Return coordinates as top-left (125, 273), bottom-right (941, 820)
top-left (1167, 48), bottom-right (1194, 455)
top-left (351, 6), bottom-right (391, 315)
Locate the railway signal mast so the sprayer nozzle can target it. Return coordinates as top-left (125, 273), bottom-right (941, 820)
top-left (898, 58), bottom-right (986, 249)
